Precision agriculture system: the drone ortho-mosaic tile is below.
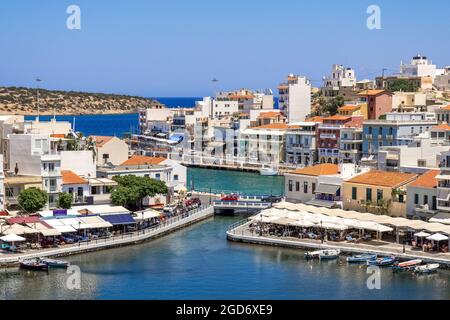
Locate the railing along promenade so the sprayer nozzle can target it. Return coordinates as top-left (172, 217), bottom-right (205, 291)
top-left (0, 205), bottom-right (214, 266)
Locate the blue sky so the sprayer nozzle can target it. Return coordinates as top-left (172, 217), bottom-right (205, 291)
top-left (0, 0), bottom-right (449, 97)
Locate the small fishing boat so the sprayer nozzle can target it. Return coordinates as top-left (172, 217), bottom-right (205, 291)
top-left (40, 258), bottom-right (70, 268)
top-left (367, 256), bottom-right (396, 266)
top-left (20, 259), bottom-right (49, 271)
top-left (319, 249), bottom-right (341, 260)
top-left (260, 165), bottom-right (278, 176)
top-left (346, 254), bottom-right (377, 263)
top-left (414, 264), bottom-right (440, 275)
top-left (392, 259), bottom-right (423, 272)
top-left (305, 250), bottom-right (322, 259)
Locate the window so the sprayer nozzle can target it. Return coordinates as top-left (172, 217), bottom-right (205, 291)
top-left (352, 187), bottom-right (357, 200)
top-left (295, 182), bottom-right (300, 192)
top-left (288, 180), bottom-right (293, 192)
top-left (6, 188), bottom-right (13, 198)
top-left (304, 182), bottom-right (308, 194)
top-left (312, 183), bottom-right (316, 193)
top-left (155, 173), bottom-right (161, 180)
top-left (398, 194), bottom-right (405, 203)
top-left (68, 188), bottom-right (74, 194)
top-left (377, 189), bottom-right (383, 201)
top-left (174, 174), bottom-right (179, 181)
top-left (366, 188), bottom-right (372, 202)
top-left (432, 196), bottom-right (437, 210)
top-left (424, 195), bottom-right (428, 205)
top-left (48, 163), bottom-right (55, 171)
top-left (77, 187), bottom-right (83, 197)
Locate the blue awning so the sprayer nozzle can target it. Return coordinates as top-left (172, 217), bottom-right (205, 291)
top-left (101, 214), bottom-right (136, 225)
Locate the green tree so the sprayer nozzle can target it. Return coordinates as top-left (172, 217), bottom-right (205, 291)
top-left (18, 188), bottom-right (48, 213)
top-left (111, 175), bottom-right (168, 210)
top-left (57, 192), bottom-right (73, 209)
top-left (323, 96), bottom-right (345, 115)
top-left (387, 79), bottom-right (419, 92)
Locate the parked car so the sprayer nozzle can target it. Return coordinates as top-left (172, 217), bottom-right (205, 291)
top-left (261, 195), bottom-right (283, 203)
top-left (221, 194), bottom-right (239, 202)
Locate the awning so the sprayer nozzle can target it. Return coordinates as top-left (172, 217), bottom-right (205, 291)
top-left (414, 231), bottom-right (431, 238)
top-left (271, 218), bottom-right (296, 226)
top-left (1, 224), bottom-right (39, 236)
top-left (26, 222), bottom-right (61, 237)
top-left (134, 210), bottom-right (161, 221)
top-left (430, 212), bottom-right (450, 225)
top-left (101, 214), bottom-right (136, 226)
top-left (315, 184), bottom-right (340, 195)
top-left (436, 175), bottom-right (450, 180)
top-left (78, 216), bottom-right (113, 229)
top-left (44, 219), bottom-right (77, 233)
top-left (427, 233), bottom-right (449, 241)
top-left (0, 234), bottom-right (26, 242)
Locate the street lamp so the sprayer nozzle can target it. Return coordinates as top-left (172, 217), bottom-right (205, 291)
top-left (36, 77), bottom-right (42, 121)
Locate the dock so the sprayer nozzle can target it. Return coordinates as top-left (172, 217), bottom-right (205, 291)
top-left (227, 220), bottom-right (450, 267)
top-left (0, 206), bottom-right (214, 267)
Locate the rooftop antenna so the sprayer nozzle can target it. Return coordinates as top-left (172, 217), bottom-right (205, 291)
top-left (382, 68), bottom-right (388, 78)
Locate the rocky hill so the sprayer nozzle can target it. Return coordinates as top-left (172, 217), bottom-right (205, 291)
top-left (0, 87), bottom-right (163, 115)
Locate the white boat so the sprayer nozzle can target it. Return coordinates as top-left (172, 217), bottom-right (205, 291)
top-left (319, 249), bottom-right (341, 260)
top-left (260, 165), bottom-right (278, 176)
top-left (305, 250), bottom-right (322, 259)
top-left (414, 263), bottom-right (440, 274)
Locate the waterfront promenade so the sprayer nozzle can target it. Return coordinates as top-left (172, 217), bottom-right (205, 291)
top-left (227, 220), bottom-right (450, 266)
top-left (0, 206), bottom-right (214, 267)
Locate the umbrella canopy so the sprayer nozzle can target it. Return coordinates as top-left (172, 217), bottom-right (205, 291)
top-left (0, 234), bottom-right (26, 242)
top-left (414, 231), bottom-right (431, 238)
top-left (426, 233), bottom-right (449, 242)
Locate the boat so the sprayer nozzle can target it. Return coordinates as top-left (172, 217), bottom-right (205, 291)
top-left (392, 259), bottom-right (423, 272)
top-left (414, 264), bottom-right (440, 274)
top-left (367, 256), bottom-right (396, 266)
top-left (20, 259), bottom-right (49, 271)
top-left (305, 250), bottom-right (322, 259)
top-left (40, 258), bottom-right (70, 268)
top-left (346, 254), bottom-right (377, 263)
top-left (319, 249), bottom-right (341, 260)
top-left (260, 165), bottom-right (278, 176)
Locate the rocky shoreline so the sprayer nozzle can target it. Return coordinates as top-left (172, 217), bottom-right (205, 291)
top-left (0, 86), bottom-right (163, 115)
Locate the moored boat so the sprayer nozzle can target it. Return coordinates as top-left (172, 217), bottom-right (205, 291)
top-left (319, 249), bottom-right (341, 260)
top-left (392, 259), bottom-right (423, 272)
top-left (259, 166), bottom-right (278, 176)
top-left (20, 259), bottom-right (49, 271)
top-left (414, 264), bottom-right (440, 274)
top-left (40, 258), bottom-right (70, 268)
top-left (305, 250), bottom-right (322, 259)
top-left (346, 254), bottom-right (377, 263)
top-left (367, 256), bottom-right (396, 266)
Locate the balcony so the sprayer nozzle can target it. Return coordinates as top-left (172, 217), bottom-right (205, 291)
top-left (364, 134), bottom-right (373, 140)
top-left (320, 134), bottom-right (337, 139)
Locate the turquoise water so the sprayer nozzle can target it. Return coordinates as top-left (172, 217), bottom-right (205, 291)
top-left (187, 167), bottom-right (285, 195)
top-left (1, 216), bottom-right (449, 300)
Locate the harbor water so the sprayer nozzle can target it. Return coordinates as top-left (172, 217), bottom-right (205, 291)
top-left (1, 215), bottom-right (450, 300)
top-left (9, 112), bottom-right (449, 300)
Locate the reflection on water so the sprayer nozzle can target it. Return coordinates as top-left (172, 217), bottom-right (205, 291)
top-left (1, 216), bottom-right (449, 300)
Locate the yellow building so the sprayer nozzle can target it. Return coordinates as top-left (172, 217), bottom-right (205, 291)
top-left (337, 104), bottom-right (368, 119)
top-left (4, 175), bottom-right (43, 209)
top-left (342, 170), bottom-right (418, 217)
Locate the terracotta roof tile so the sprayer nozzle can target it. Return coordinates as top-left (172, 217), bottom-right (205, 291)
top-left (90, 136), bottom-right (114, 147)
top-left (346, 170), bottom-right (417, 188)
top-left (252, 123), bottom-right (291, 130)
top-left (290, 164), bottom-right (339, 177)
top-left (432, 124), bottom-right (450, 131)
top-left (61, 170), bottom-right (88, 185)
top-left (258, 111), bottom-right (283, 119)
top-left (358, 89), bottom-right (388, 96)
top-left (121, 155), bottom-right (166, 166)
top-left (408, 170), bottom-right (439, 189)
top-left (338, 105), bottom-right (360, 112)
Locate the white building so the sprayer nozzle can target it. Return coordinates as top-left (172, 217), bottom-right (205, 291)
top-left (434, 67), bottom-right (450, 91)
top-left (392, 92), bottom-right (427, 111)
top-left (399, 54), bottom-right (443, 81)
top-left (322, 64), bottom-right (357, 97)
top-left (23, 118), bottom-right (72, 136)
top-left (278, 75), bottom-right (311, 123)
top-left (8, 134), bottom-right (62, 208)
top-left (90, 136), bottom-right (130, 166)
top-left (60, 150), bottom-right (96, 178)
